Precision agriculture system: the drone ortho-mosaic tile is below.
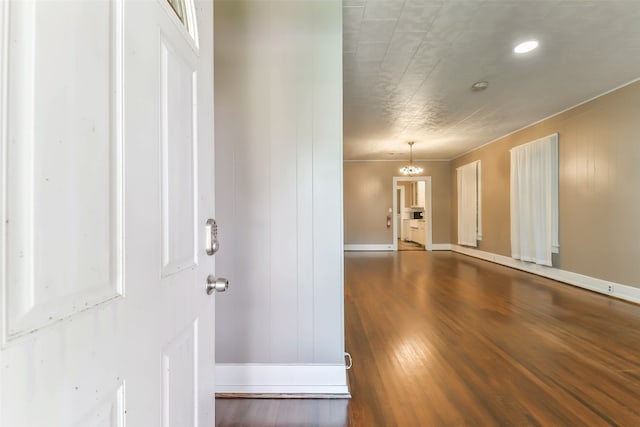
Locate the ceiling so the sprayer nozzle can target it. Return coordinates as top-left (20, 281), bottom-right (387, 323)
top-left (342, 0), bottom-right (640, 161)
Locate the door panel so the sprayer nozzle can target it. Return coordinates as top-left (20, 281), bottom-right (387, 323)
top-left (160, 37), bottom-right (198, 278)
top-left (71, 383), bottom-right (125, 427)
top-left (3, 0), bottom-right (123, 341)
top-left (162, 320), bottom-right (198, 427)
top-left (0, 0), bottom-right (215, 425)
top-left (1, 2), bottom-right (126, 424)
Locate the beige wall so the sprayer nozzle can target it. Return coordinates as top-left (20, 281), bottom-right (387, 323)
top-left (451, 81), bottom-right (640, 288)
top-left (344, 161), bottom-right (451, 245)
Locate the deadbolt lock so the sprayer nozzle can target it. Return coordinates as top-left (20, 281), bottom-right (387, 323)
top-left (205, 219), bottom-right (220, 255)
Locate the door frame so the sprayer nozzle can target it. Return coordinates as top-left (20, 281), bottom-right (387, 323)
top-left (392, 176), bottom-right (432, 251)
top-left (396, 185), bottom-right (405, 240)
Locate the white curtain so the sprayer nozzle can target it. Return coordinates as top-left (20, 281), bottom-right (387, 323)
top-left (457, 161), bottom-right (481, 247)
top-left (510, 134), bottom-right (559, 266)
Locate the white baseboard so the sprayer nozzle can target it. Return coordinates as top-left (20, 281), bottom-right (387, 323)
top-left (430, 243), bottom-right (452, 251)
top-left (215, 364), bottom-right (350, 396)
top-left (450, 244), bottom-right (640, 305)
top-left (344, 244), bottom-right (393, 251)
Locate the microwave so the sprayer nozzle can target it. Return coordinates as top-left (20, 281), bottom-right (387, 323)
top-left (411, 211), bottom-right (424, 219)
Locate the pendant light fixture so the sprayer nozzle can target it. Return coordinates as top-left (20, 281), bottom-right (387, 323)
top-left (399, 141), bottom-right (423, 176)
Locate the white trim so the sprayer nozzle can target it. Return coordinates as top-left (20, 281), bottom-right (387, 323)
top-left (397, 186), bottom-right (405, 240)
top-left (476, 161), bottom-right (482, 240)
top-left (0, 0), bottom-right (8, 348)
top-left (453, 77), bottom-right (640, 161)
top-left (215, 364), bottom-right (350, 395)
top-left (430, 243), bottom-right (452, 251)
top-left (450, 245), bottom-right (640, 304)
top-left (344, 244), bottom-right (394, 251)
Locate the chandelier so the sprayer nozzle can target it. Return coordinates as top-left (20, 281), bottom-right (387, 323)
top-left (399, 141), bottom-right (423, 175)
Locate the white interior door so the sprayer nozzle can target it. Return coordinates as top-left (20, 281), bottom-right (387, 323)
top-left (0, 0), bottom-right (216, 425)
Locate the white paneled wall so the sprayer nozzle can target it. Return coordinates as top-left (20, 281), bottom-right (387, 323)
top-left (214, 0), bottom-right (344, 384)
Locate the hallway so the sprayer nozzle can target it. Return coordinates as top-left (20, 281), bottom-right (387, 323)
top-left (216, 250), bottom-right (640, 426)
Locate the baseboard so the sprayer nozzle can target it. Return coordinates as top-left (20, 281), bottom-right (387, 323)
top-left (430, 243), bottom-right (452, 251)
top-left (216, 392), bottom-right (348, 399)
top-left (344, 244), bottom-right (394, 251)
top-left (215, 364), bottom-right (351, 397)
top-left (343, 243), bottom-right (452, 252)
top-left (450, 244), bottom-right (640, 305)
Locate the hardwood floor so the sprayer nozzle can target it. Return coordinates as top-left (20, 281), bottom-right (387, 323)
top-left (216, 250), bottom-right (640, 426)
top-left (215, 399), bottom-right (349, 427)
top-left (397, 239), bottom-right (424, 251)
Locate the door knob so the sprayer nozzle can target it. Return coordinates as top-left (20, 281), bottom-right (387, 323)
top-left (206, 275), bottom-right (228, 295)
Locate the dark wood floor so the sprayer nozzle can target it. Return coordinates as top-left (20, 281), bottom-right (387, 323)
top-left (216, 250), bottom-right (640, 426)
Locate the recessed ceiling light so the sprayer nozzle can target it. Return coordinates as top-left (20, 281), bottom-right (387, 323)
top-left (471, 81), bottom-right (489, 91)
top-left (514, 40), bottom-right (539, 54)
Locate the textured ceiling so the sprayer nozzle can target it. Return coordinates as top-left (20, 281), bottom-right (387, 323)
top-left (343, 0), bottom-right (640, 160)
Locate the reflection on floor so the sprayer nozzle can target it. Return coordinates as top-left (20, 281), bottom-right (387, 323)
top-left (397, 238), bottom-right (424, 251)
top-left (216, 398), bottom-right (348, 427)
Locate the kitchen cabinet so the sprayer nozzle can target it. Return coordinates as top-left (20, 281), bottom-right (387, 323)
top-left (402, 219), bottom-right (410, 241)
top-left (416, 221), bottom-right (425, 245)
top-left (410, 227), bottom-right (418, 243)
top-left (409, 219), bottom-right (426, 245)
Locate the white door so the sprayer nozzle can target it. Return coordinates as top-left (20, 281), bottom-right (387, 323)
top-left (0, 0), bottom-right (216, 425)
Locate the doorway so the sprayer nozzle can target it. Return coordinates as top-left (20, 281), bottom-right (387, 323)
top-left (392, 176), bottom-right (432, 251)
